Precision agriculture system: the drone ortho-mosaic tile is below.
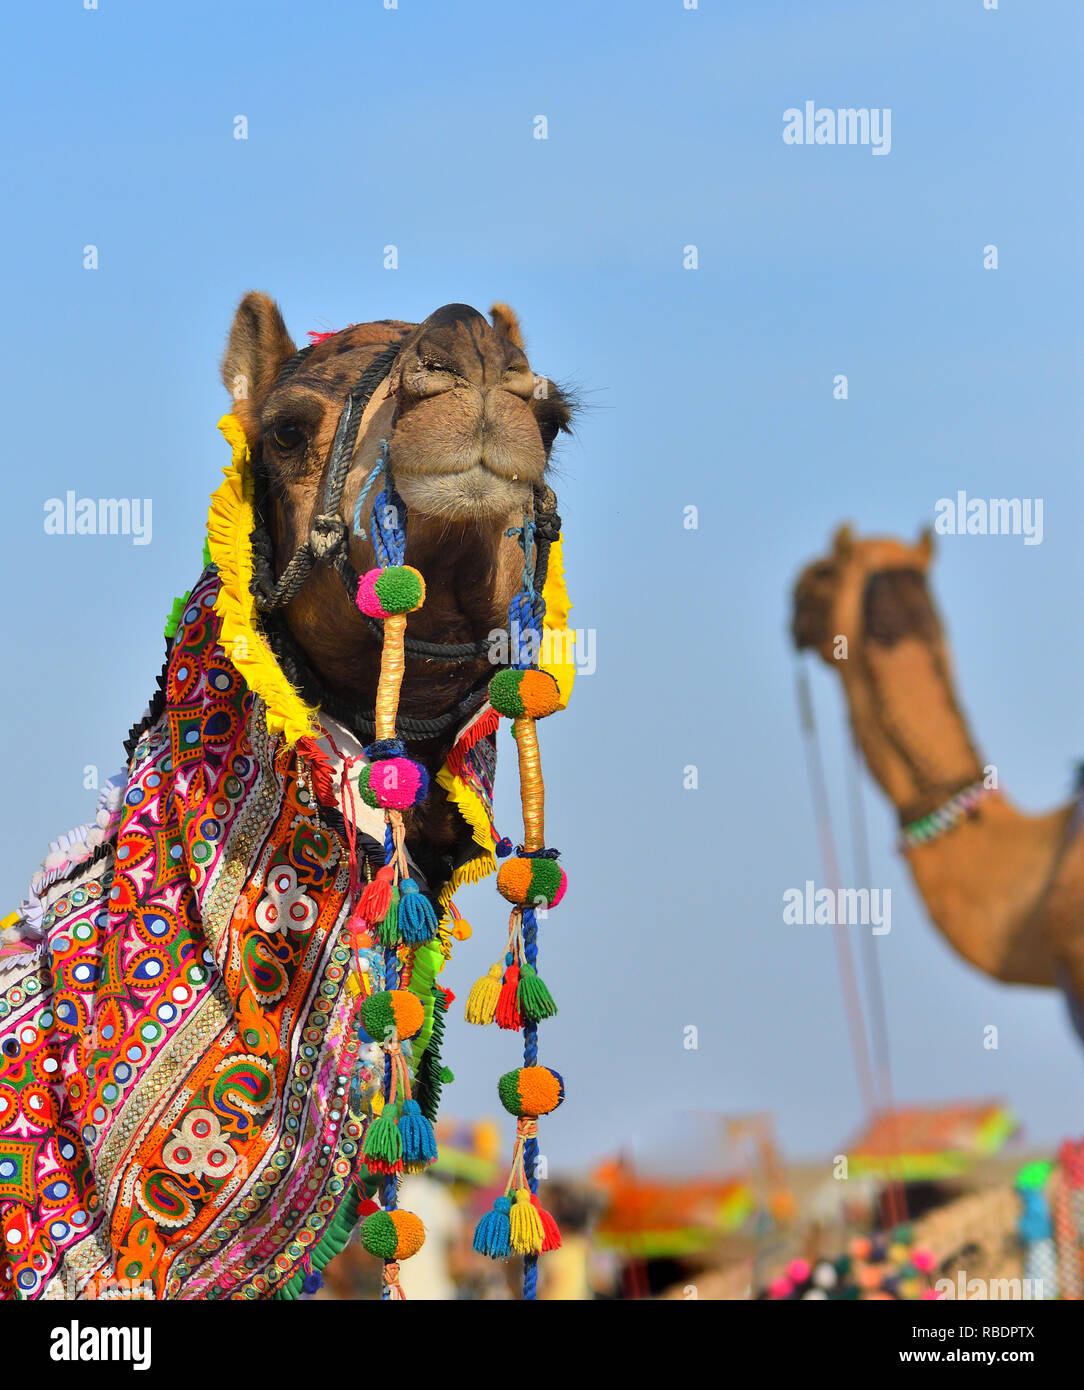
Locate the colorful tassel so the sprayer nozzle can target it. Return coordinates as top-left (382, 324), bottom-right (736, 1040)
top-left (399, 1097), bottom-right (438, 1171)
top-left (362, 1103), bottom-right (402, 1174)
top-left (495, 962), bottom-right (523, 1031)
top-left (398, 878), bottom-right (438, 943)
top-left (473, 1195), bottom-right (513, 1259)
top-left (530, 1193), bottom-right (562, 1252)
top-left (517, 962), bottom-right (557, 1022)
top-left (509, 1188), bottom-right (546, 1255)
top-left (357, 864), bottom-right (394, 924)
top-left (373, 886), bottom-right (400, 947)
top-left (465, 963), bottom-right (502, 1025)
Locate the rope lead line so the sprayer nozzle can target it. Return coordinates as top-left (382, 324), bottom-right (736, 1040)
top-left (793, 660), bottom-right (879, 1122)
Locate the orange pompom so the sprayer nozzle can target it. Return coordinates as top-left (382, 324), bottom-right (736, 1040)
top-left (497, 857), bottom-right (534, 904)
top-left (517, 669), bottom-right (562, 719)
top-left (389, 1209), bottom-right (426, 1259)
top-left (498, 1064), bottom-right (565, 1117)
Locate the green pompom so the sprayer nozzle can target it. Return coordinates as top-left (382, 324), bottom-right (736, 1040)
top-left (529, 857), bottom-right (565, 904)
top-left (497, 1070), bottom-right (522, 1116)
top-left (360, 991), bottom-right (394, 1042)
top-left (359, 1210), bottom-right (398, 1259)
top-left (357, 764), bottom-right (380, 810)
top-left (488, 668), bottom-right (526, 718)
top-left (374, 565), bottom-right (425, 615)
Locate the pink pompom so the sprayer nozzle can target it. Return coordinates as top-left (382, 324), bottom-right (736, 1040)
top-left (767, 1276), bottom-right (793, 1299)
top-left (920, 1288), bottom-right (941, 1300)
top-left (370, 757), bottom-right (426, 810)
top-left (550, 867), bottom-right (568, 908)
top-left (356, 568), bottom-right (390, 619)
top-left (787, 1258), bottom-right (811, 1283)
top-left (910, 1247), bottom-right (936, 1274)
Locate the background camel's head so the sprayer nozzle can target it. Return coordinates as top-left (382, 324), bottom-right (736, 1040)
top-left (790, 524), bottom-right (938, 663)
top-left (221, 294), bottom-right (573, 703)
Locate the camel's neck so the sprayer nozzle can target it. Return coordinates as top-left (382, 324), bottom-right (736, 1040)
top-left (839, 632), bottom-right (985, 824)
top-left (835, 630), bottom-right (1069, 987)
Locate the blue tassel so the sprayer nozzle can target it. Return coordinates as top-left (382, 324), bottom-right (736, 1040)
top-left (496, 836), bottom-right (514, 858)
top-left (473, 1195), bottom-right (513, 1259)
top-left (398, 878), bottom-right (438, 943)
top-left (399, 1097), bottom-right (438, 1168)
top-left (302, 1269), bottom-right (323, 1295)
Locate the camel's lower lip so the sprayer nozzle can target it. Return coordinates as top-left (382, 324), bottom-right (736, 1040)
top-left (394, 465), bottom-right (531, 520)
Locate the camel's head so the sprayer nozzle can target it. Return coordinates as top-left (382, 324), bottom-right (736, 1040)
top-left (791, 524), bottom-right (938, 662)
top-left (220, 294), bottom-right (573, 708)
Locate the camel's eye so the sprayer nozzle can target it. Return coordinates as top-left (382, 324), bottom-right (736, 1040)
top-left (421, 359), bottom-right (452, 374)
top-left (272, 420), bottom-right (305, 451)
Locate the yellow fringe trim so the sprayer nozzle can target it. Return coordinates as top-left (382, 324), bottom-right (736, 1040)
top-left (539, 533), bottom-right (575, 710)
top-left (434, 764), bottom-right (498, 960)
top-left (208, 415), bottom-right (320, 746)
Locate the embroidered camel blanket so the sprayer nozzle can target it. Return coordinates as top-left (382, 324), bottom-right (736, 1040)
top-left (0, 566), bottom-right (496, 1300)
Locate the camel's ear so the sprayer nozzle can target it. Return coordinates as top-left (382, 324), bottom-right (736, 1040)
top-left (916, 525), bottom-right (935, 566)
top-left (221, 292), bottom-right (298, 441)
top-left (489, 302), bottom-right (525, 350)
top-left (832, 523), bottom-right (855, 561)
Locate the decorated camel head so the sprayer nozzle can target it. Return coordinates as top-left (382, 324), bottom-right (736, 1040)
top-left (791, 526), bottom-right (1084, 1030)
top-left (222, 294), bottom-right (573, 893)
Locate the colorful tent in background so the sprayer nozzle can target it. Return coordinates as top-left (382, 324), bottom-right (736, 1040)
top-left (846, 1100), bottom-right (1016, 1181)
top-left (592, 1158), bottom-right (755, 1258)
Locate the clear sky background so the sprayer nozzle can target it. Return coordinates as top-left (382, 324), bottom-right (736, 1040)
top-left (2, 1), bottom-right (1081, 1175)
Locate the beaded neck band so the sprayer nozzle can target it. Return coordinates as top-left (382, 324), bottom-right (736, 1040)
top-left (899, 779), bottom-right (997, 852)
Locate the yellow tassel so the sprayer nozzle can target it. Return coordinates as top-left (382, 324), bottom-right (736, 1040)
top-left (509, 1189), bottom-right (545, 1255)
top-left (464, 963), bottom-right (503, 1025)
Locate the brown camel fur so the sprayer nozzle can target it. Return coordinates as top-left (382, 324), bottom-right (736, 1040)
top-left (222, 294), bottom-right (572, 895)
top-left (792, 526), bottom-right (1084, 1009)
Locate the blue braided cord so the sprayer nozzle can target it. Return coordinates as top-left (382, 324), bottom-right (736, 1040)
top-left (506, 516), bottom-right (545, 670)
top-left (370, 475), bottom-right (408, 567)
top-left (523, 902), bottom-right (540, 1304)
top-left (380, 933), bottom-right (399, 1298)
top-left (506, 514), bottom-right (550, 1303)
top-left (352, 447), bottom-right (388, 538)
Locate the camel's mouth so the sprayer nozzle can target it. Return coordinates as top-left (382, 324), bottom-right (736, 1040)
top-left (791, 560), bottom-right (838, 650)
top-left (394, 463), bottom-right (533, 522)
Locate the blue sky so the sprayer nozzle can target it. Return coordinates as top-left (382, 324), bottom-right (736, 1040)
top-left (2, 0), bottom-right (1082, 1174)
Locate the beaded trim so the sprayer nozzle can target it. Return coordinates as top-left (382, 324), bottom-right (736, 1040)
top-left (899, 780), bottom-right (997, 851)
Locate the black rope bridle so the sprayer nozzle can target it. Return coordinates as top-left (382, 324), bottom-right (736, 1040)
top-left (245, 329), bottom-right (561, 747)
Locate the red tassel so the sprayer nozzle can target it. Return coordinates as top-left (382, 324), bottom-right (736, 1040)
top-left (530, 1193), bottom-right (562, 1252)
top-left (357, 865), bottom-right (394, 924)
top-left (495, 963), bottom-right (523, 1031)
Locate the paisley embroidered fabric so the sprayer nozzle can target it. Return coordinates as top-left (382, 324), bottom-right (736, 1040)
top-left (0, 569), bottom-right (494, 1299)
